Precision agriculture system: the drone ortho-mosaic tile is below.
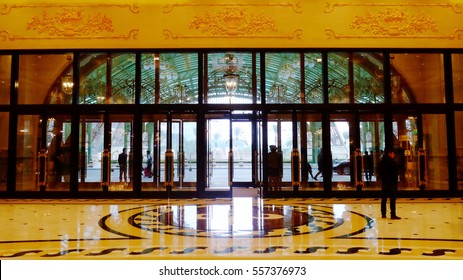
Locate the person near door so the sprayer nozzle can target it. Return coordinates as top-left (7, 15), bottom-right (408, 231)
top-left (378, 147), bottom-right (401, 220)
top-left (144, 150), bottom-right (153, 178)
top-left (363, 150), bottom-right (373, 185)
top-left (118, 148), bottom-right (128, 182)
top-left (267, 145), bottom-right (282, 191)
top-left (314, 149), bottom-right (324, 180)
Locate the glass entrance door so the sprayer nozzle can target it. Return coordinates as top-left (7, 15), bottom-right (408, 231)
top-left (206, 113), bottom-right (258, 191)
top-left (16, 114), bottom-right (72, 191)
top-left (330, 115), bottom-right (353, 190)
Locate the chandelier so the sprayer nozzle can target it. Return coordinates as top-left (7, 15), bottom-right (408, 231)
top-left (223, 53), bottom-right (243, 95)
top-left (61, 75), bottom-right (74, 95)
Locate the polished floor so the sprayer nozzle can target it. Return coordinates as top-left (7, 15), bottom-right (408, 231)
top-left (0, 196), bottom-right (462, 260)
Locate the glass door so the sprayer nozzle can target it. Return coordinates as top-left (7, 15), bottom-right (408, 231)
top-left (207, 118), bottom-right (231, 190)
top-left (359, 114), bottom-right (385, 189)
top-left (330, 114), bottom-right (353, 190)
top-left (16, 114), bottom-right (72, 191)
top-left (78, 114), bottom-right (104, 191)
top-left (109, 115), bottom-right (133, 191)
top-left (206, 113), bottom-right (258, 192)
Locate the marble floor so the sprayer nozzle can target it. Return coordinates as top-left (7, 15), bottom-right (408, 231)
top-left (0, 197), bottom-right (462, 260)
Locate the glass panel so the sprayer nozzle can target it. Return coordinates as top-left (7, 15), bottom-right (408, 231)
top-left (16, 115), bottom-right (41, 191)
top-left (19, 54), bottom-right (73, 104)
top-left (78, 115), bottom-right (104, 191)
top-left (359, 114), bottom-right (385, 189)
top-left (0, 112), bottom-right (8, 191)
top-left (109, 115), bottom-right (133, 191)
top-left (267, 114), bottom-right (294, 190)
top-left (207, 52), bottom-right (253, 104)
top-left (304, 53), bottom-right (323, 104)
top-left (46, 115), bottom-right (72, 191)
top-left (299, 114), bottom-right (322, 190)
top-left (328, 52), bottom-right (350, 103)
top-left (422, 114), bottom-right (448, 190)
top-left (455, 111), bottom-right (463, 190)
top-left (331, 116), bottom-right (351, 189)
top-left (0, 55), bottom-right (11, 104)
top-left (142, 114), bottom-right (165, 191)
top-left (79, 53), bottom-right (136, 104)
top-left (353, 53), bottom-right (384, 103)
top-left (452, 54), bottom-right (463, 103)
top-left (265, 53), bottom-right (301, 104)
top-left (232, 121), bottom-right (252, 183)
top-left (392, 114), bottom-right (419, 190)
top-left (110, 53), bottom-right (136, 104)
top-left (207, 118), bottom-right (230, 190)
top-left (141, 53), bottom-right (199, 104)
top-left (390, 53), bottom-right (445, 103)
top-left (179, 116), bottom-right (197, 188)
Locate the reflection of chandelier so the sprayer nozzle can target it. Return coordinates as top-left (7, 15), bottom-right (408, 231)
top-left (224, 73), bottom-right (239, 94)
top-left (61, 75), bottom-right (73, 95)
top-left (214, 53), bottom-right (242, 94)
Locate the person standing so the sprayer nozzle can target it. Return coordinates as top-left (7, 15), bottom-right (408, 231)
top-left (364, 151), bottom-right (373, 185)
top-left (267, 145), bottom-right (282, 191)
top-left (144, 150), bottom-right (153, 178)
top-left (118, 148), bottom-right (128, 182)
top-left (378, 148), bottom-right (401, 219)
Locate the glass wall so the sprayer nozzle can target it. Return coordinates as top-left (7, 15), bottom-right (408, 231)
top-left (0, 50), bottom-right (461, 197)
top-left (19, 54), bottom-right (73, 104)
top-left (266, 53), bottom-right (301, 104)
top-left (141, 53), bottom-right (199, 104)
top-left (390, 53), bottom-right (445, 103)
top-left (0, 55), bottom-right (11, 104)
top-left (456, 111), bottom-right (463, 190)
top-left (0, 112), bottom-right (8, 191)
top-left (304, 53), bottom-right (323, 104)
top-left (422, 114), bottom-right (448, 190)
top-left (207, 52), bottom-right (254, 104)
top-left (453, 53), bottom-right (463, 103)
top-left (79, 53), bottom-right (136, 104)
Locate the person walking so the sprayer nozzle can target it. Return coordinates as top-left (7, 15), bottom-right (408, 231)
top-left (378, 147), bottom-right (401, 219)
top-left (118, 148), bottom-right (128, 182)
top-left (314, 149), bottom-right (324, 180)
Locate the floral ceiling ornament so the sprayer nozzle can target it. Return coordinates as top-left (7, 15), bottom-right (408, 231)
top-left (350, 8), bottom-right (438, 36)
top-left (189, 8), bottom-right (277, 36)
top-left (27, 8), bottom-right (114, 37)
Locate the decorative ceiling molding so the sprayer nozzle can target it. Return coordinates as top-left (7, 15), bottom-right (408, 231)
top-left (325, 2), bottom-right (463, 40)
top-left (325, 28), bottom-right (463, 40)
top-left (0, 3), bottom-right (140, 15)
top-left (163, 1), bottom-right (303, 13)
top-left (0, 4), bottom-right (139, 41)
top-left (324, 2), bottom-right (462, 14)
top-left (163, 28), bottom-right (303, 40)
top-left (164, 6), bottom-right (302, 40)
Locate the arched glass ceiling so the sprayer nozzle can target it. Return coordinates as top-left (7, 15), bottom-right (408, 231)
top-left (76, 51), bottom-right (410, 104)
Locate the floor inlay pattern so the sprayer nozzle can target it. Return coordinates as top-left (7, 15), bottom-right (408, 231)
top-left (0, 198), bottom-right (462, 259)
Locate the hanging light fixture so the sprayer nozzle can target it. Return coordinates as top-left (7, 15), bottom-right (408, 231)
top-left (224, 73), bottom-right (239, 94)
top-left (61, 75), bottom-right (74, 95)
top-left (222, 53), bottom-right (240, 95)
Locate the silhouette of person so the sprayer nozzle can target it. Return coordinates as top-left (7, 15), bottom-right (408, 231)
top-left (144, 150), bottom-right (153, 178)
top-left (378, 148), bottom-right (401, 219)
top-left (314, 149), bottom-right (324, 180)
top-left (267, 145), bottom-right (282, 191)
top-left (118, 148), bottom-right (128, 182)
top-left (364, 151), bottom-right (374, 184)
